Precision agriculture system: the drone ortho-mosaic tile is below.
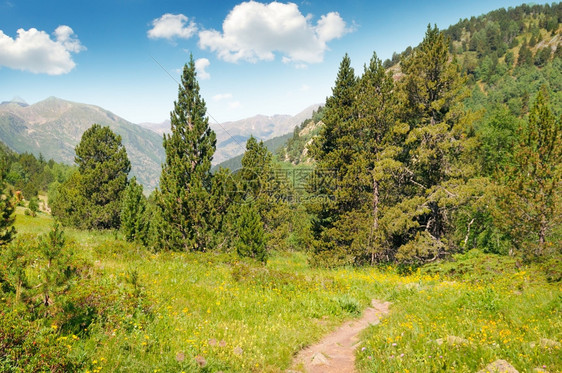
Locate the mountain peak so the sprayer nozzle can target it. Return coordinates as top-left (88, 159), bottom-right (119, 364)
top-left (11, 96), bottom-right (27, 105)
top-left (1, 96), bottom-right (28, 107)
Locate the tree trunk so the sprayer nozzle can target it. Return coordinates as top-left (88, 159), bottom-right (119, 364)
top-left (369, 176), bottom-right (380, 266)
top-left (538, 213), bottom-right (547, 256)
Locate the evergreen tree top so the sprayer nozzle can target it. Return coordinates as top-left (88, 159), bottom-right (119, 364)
top-left (163, 54), bottom-right (216, 177)
top-left (74, 124), bottom-right (131, 174)
top-left (327, 54), bottom-right (357, 109)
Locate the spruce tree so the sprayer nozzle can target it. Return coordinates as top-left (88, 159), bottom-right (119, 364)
top-left (0, 158), bottom-right (15, 247)
top-left (496, 90), bottom-right (561, 256)
top-left (236, 203), bottom-right (267, 263)
top-left (387, 25), bottom-right (479, 263)
top-left (156, 55), bottom-right (217, 251)
top-left (121, 177), bottom-right (148, 244)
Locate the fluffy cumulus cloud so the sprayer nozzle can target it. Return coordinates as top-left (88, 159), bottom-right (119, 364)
top-left (198, 1), bottom-right (351, 64)
top-left (148, 14), bottom-right (197, 40)
top-left (0, 25), bottom-right (85, 75)
top-left (195, 57), bottom-right (210, 79)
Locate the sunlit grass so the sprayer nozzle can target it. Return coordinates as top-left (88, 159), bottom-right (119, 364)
top-left (10, 209), bottom-right (562, 372)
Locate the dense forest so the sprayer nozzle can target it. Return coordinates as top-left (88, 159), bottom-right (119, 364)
top-left (0, 3), bottom-right (560, 372)
top-left (1, 2), bottom-right (560, 264)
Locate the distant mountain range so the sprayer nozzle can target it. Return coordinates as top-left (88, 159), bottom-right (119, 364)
top-left (0, 97), bottom-right (320, 191)
top-left (140, 104), bottom-right (321, 164)
top-left (0, 97), bottom-right (165, 191)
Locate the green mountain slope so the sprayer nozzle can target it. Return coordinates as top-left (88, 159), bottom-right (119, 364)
top-left (213, 131), bottom-right (293, 171)
top-left (276, 3), bottom-right (562, 167)
top-left (0, 97), bottom-right (164, 191)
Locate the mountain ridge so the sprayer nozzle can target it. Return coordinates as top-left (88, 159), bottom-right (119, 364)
top-left (140, 103), bottom-right (321, 165)
top-left (0, 97), bottom-right (165, 191)
top-left (0, 97), bottom-right (322, 190)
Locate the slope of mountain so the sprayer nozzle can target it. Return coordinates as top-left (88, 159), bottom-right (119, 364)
top-left (273, 4), bottom-right (562, 170)
top-left (0, 97), bottom-right (165, 191)
top-left (211, 104), bottom-right (321, 164)
top-left (141, 104), bottom-right (322, 165)
top-left (139, 119), bottom-right (170, 135)
top-left (213, 131), bottom-right (294, 171)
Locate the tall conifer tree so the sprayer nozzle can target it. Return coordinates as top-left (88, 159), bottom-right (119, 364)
top-left (387, 25), bottom-right (479, 263)
top-left (0, 158), bottom-right (15, 247)
top-left (496, 90), bottom-right (561, 256)
top-left (349, 52), bottom-right (402, 264)
top-left (307, 54), bottom-right (358, 266)
top-left (239, 136), bottom-right (291, 251)
top-left (156, 55), bottom-right (217, 251)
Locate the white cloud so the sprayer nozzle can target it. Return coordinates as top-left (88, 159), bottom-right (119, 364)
top-left (195, 57), bottom-right (210, 79)
top-left (0, 26), bottom-right (85, 75)
top-left (228, 101), bottom-right (241, 109)
top-left (198, 1), bottom-right (351, 65)
top-left (316, 12), bottom-right (348, 42)
top-left (213, 93), bottom-right (233, 101)
top-left (147, 14), bottom-right (197, 40)
top-left (300, 84), bottom-right (310, 92)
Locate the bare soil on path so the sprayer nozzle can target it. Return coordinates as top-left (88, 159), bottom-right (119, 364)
top-left (290, 299), bottom-right (391, 373)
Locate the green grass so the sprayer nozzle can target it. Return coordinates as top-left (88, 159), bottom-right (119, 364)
top-left (357, 251), bottom-right (562, 373)
top-left (5, 211), bottom-right (562, 372)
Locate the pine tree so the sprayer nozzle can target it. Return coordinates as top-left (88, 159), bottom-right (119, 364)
top-left (156, 55), bottom-right (217, 251)
top-left (39, 222), bottom-right (71, 307)
top-left (121, 176), bottom-right (148, 244)
top-left (517, 41), bottom-right (533, 66)
top-left (496, 90), bottom-right (562, 256)
top-left (311, 52), bottom-right (401, 265)
top-left (350, 52), bottom-right (402, 264)
top-left (0, 157), bottom-right (15, 247)
top-left (76, 124), bottom-right (131, 229)
top-left (312, 54), bottom-right (358, 162)
top-left (50, 171), bottom-right (87, 228)
top-left (236, 203), bottom-right (267, 263)
top-left (239, 137), bottom-right (292, 251)
top-left (240, 136), bottom-right (272, 201)
top-left (207, 167), bottom-right (238, 250)
top-left (387, 25), bottom-right (479, 263)
top-left (307, 54), bottom-right (358, 266)
top-left (52, 124), bottom-right (130, 229)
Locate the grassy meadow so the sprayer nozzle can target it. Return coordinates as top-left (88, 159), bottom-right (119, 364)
top-left (4, 209), bottom-right (561, 372)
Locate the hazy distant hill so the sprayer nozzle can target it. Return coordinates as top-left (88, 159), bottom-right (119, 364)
top-left (139, 119), bottom-right (170, 135)
top-left (211, 104), bottom-right (321, 164)
top-left (141, 104), bottom-right (321, 165)
top-left (213, 132), bottom-right (294, 171)
top-left (0, 97), bottom-right (165, 191)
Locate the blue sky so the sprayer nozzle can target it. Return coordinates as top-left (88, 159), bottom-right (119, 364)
top-left (0, 0), bottom-right (551, 124)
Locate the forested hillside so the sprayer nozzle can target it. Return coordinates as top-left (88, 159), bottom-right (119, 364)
top-left (253, 3), bottom-right (562, 268)
top-left (278, 2), bottom-right (562, 167)
top-left (0, 143), bottom-right (74, 213)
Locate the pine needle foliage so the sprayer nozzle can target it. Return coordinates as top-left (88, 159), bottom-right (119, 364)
top-left (156, 55), bottom-right (217, 251)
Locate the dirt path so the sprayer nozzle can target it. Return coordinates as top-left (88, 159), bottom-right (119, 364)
top-left (289, 299), bottom-right (391, 373)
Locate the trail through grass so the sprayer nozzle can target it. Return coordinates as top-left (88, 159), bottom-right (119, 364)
top-left (8, 211), bottom-right (562, 372)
